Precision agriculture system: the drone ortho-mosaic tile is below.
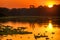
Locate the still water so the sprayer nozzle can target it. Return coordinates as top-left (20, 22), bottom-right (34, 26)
top-left (0, 20), bottom-right (60, 40)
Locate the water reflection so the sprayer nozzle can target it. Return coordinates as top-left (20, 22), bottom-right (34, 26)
top-left (48, 20), bottom-right (53, 29)
top-left (0, 20), bottom-right (60, 40)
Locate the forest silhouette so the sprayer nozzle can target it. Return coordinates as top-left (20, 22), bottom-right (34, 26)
top-left (0, 4), bottom-right (60, 17)
top-left (0, 5), bottom-right (60, 25)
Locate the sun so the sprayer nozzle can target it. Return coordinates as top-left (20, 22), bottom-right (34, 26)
top-left (48, 5), bottom-right (53, 8)
top-left (45, 1), bottom-right (55, 8)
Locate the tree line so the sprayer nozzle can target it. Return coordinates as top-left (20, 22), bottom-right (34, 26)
top-left (0, 4), bottom-right (60, 17)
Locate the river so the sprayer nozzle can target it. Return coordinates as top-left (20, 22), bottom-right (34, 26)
top-left (0, 20), bottom-right (60, 40)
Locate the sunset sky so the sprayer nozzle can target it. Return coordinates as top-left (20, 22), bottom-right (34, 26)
top-left (0, 0), bottom-right (60, 8)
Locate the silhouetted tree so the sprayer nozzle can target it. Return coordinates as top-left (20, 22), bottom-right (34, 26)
top-left (0, 7), bottom-right (9, 17)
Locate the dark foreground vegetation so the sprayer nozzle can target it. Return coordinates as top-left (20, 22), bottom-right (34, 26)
top-left (0, 24), bottom-right (32, 35)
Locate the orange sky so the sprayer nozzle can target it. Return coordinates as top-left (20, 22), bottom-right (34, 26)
top-left (0, 0), bottom-right (60, 8)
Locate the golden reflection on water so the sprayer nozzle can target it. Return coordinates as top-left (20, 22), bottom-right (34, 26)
top-left (46, 20), bottom-right (54, 32)
top-left (0, 20), bottom-right (60, 40)
top-left (48, 20), bottom-right (53, 29)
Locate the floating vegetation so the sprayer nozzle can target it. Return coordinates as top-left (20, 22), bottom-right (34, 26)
top-left (0, 24), bottom-right (32, 36)
top-left (52, 32), bottom-right (55, 34)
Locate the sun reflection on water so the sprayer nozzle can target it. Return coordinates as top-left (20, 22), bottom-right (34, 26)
top-left (46, 20), bottom-right (54, 32)
top-left (48, 20), bottom-right (53, 29)
top-left (0, 20), bottom-right (60, 40)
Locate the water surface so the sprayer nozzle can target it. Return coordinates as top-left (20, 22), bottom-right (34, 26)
top-left (0, 20), bottom-right (60, 40)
